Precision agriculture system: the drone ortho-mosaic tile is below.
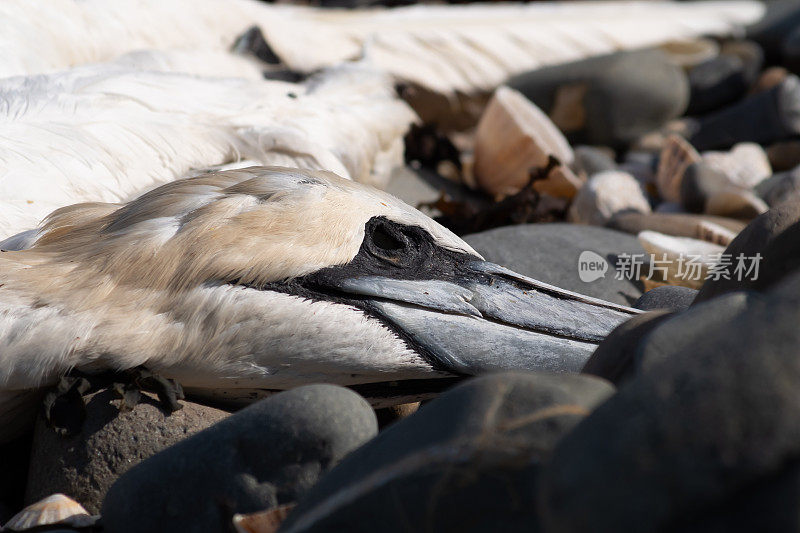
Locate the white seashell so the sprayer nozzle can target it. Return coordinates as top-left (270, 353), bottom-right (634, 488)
top-left (701, 143), bottom-right (772, 189)
top-left (3, 494), bottom-right (95, 531)
top-left (638, 230), bottom-right (725, 288)
top-left (659, 38), bottom-right (720, 69)
top-left (656, 135), bottom-right (701, 203)
top-left (233, 504), bottom-right (296, 533)
top-left (474, 86), bottom-right (581, 199)
top-left (569, 171), bottom-right (651, 226)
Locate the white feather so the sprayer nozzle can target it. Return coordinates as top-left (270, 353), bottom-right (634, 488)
top-left (0, 0), bottom-right (765, 94)
top-left (0, 61), bottom-right (416, 238)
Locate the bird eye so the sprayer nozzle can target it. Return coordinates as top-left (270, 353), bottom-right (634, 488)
top-left (372, 223), bottom-right (405, 252)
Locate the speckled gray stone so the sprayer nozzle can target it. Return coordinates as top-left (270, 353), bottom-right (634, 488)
top-left (25, 390), bottom-right (229, 514)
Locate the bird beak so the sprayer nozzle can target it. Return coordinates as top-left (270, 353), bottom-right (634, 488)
top-left (325, 260), bottom-right (640, 375)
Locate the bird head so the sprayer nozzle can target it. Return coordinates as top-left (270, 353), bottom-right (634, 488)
top-left (0, 166), bottom-right (636, 406)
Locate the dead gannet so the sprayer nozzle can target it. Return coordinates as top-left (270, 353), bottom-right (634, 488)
top-left (0, 166), bottom-right (638, 440)
top-left (0, 61), bottom-right (415, 239)
top-left (0, 0), bottom-right (765, 95)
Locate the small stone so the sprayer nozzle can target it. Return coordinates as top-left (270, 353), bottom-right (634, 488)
top-left (473, 85), bottom-right (579, 199)
top-left (751, 66), bottom-right (790, 94)
top-left (659, 38), bottom-right (719, 69)
top-left (464, 223), bottom-right (645, 305)
top-left (637, 230), bottom-right (725, 288)
top-left (755, 165), bottom-right (800, 206)
top-left (573, 145), bottom-right (617, 176)
top-left (279, 372), bottom-right (614, 533)
top-left (568, 171), bottom-right (651, 226)
top-left (508, 49), bottom-right (689, 147)
top-left (101, 385), bottom-right (377, 533)
top-left (679, 162), bottom-right (734, 213)
top-left (694, 199), bottom-right (800, 301)
top-left (687, 75), bottom-right (800, 151)
top-left (655, 135), bottom-right (701, 203)
top-left (539, 277), bottom-right (800, 533)
top-left (747, 0), bottom-right (800, 61)
top-left (686, 54), bottom-right (749, 116)
top-left (782, 25), bottom-right (800, 74)
top-left (618, 151), bottom-right (657, 185)
top-left (634, 285), bottom-right (697, 312)
top-left (581, 310), bottom-right (674, 386)
top-left (704, 188), bottom-right (768, 220)
top-left (701, 143), bottom-right (772, 189)
top-left (719, 40), bottom-right (764, 86)
top-left (608, 212), bottom-right (745, 243)
top-left (766, 139), bottom-right (800, 172)
top-left (25, 390), bottom-right (229, 514)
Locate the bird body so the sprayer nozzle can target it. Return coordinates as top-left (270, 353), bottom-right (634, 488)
top-left (0, 166), bottom-right (638, 440)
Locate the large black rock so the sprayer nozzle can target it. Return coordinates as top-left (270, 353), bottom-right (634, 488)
top-left (279, 372), bottom-right (614, 533)
top-left (101, 385), bottom-right (377, 533)
top-left (540, 273), bottom-right (800, 532)
top-left (695, 199), bottom-right (800, 301)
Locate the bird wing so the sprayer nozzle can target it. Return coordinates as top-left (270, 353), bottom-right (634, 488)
top-left (0, 0), bottom-right (765, 94)
top-left (0, 61), bottom-right (415, 239)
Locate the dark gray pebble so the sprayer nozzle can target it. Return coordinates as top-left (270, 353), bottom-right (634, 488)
top-left (101, 385), bottom-right (377, 533)
top-left (464, 223), bottom-right (645, 305)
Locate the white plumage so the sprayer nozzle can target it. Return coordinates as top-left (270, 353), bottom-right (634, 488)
top-left (0, 0), bottom-right (764, 94)
top-left (0, 61), bottom-right (415, 238)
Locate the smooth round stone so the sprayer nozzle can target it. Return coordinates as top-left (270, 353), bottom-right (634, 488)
top-left (508, 49), bottom-right (688, 147)
top-left (463, 223), bottom-right (646, 305)
top-left (581, 310), bottom-right (674, 386)
top-left (782, 24), bottom-right (800, 74)
top-left (634, 285), bottom-right (697, 311)
top-left (688, 75), bottom-right (800, 151)
top-left (701, 143), bottom-right (772, 190)
top-left (695, 199), bottom-right (800, 301)
top-left (747, 0), bottom-right (800, 60)
top-left (568, 171), bottom-right (651, 226)
top-left (766, 139), bottom-right (800, 171)
top-left (755, 165), bottom-right (800, 206)
top-left (686, 54), bottom-right (749, 116)
top-left (25, 390), bottom-right (229, 514)
top-left (719, 40), bottom-right (764, 86)
top-left (679, 162), bottom-right (733, 213)
top-left (573, 145), bottom-right (617, 176)
top-left (705, 188), bottom-right (768, 220)
top-left (279, 372), bottom-right (614, 533)
top-left (101, 385), bottom-right (377, 533)
top-left (539, 278), bottom-right (800, 533)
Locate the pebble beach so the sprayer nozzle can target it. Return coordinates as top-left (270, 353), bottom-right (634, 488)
top-left (2, 0), bottom-right (800, 532)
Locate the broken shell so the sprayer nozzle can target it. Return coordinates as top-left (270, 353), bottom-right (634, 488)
top-left (701, 142), bottom-right (772, 189)
top-left (656, 134), bottom-right (701, 203)
top-left (568, 171), bottom-right (651, 226)
top-left (637, 230), bottom-right (726, 289)
top-left (3, 494), bottom-right (95, 531)
top-left (659, 38), bottom-right (720, 69)
top-left (474, 85), bottom-right (580, 199)
top-left (233, 504), bottom-right (296, 533)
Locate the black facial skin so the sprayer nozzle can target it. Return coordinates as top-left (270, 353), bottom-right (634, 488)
top-left (228, 216), bottom-right (481, 372)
